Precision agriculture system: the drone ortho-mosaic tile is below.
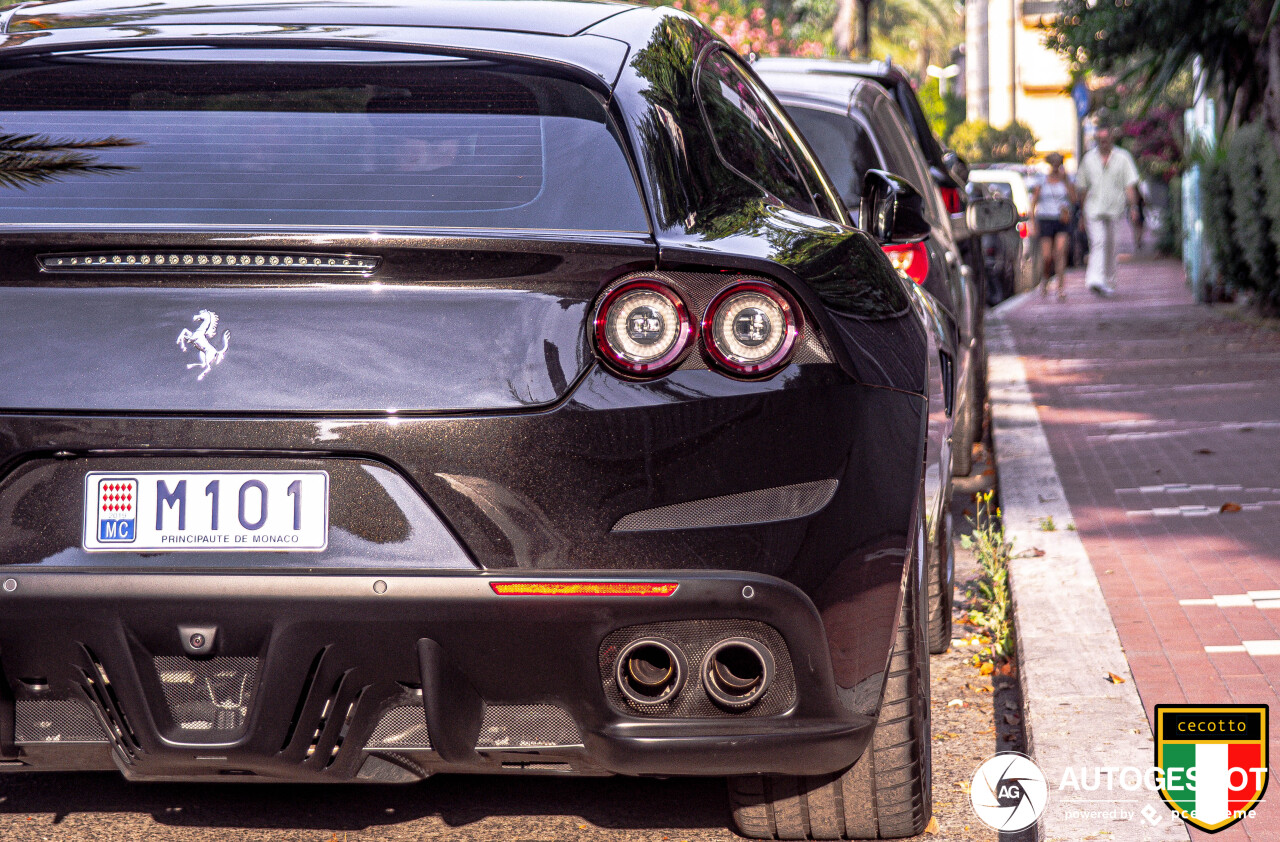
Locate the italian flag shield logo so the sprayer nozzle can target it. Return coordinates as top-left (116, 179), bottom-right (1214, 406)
top-left (1156, 704), bottom-right (1269, 833)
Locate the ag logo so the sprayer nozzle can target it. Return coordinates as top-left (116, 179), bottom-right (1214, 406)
top-left (970, 751), bottom-right (1048, 831)
top-left (1156, 704), bottom-right (1268, 833)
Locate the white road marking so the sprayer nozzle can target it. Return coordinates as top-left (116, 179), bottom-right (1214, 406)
top-left (1179, 592), bottom-right (1280, 608)
top-left (1204, 642), bottom-right (1280, 655)
top-left (1126, 501), bottom-right (1280, 517)
top-left (1089, 419), bottom-right (1280, 442)
top-left (1118, 483), bottom-right (1268, 495)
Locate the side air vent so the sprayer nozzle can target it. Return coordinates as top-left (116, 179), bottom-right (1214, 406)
top-left (367, 705), bottom-right (432, 750)
top-left (154, 656), bottom-right (257, 735)
top-left (39, 251), bottom-right (379, 274)
top-left (15, 698), bottom-right (109, 744)
top-left (477, 704), bottom-right (581, 749)
top-left (612, 479), bottom-right (838, 532)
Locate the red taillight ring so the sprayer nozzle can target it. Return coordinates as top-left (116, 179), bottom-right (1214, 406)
top-left (593, 279), bottom-right (695, 377)
top-left (701, 282), bottom-right (802, 378)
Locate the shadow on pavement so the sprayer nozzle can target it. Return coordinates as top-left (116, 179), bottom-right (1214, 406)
top-left (0, 771), bottom-right (733, 833)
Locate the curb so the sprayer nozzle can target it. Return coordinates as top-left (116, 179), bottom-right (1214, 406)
top-left (986, 319), bottom-right (1189, 842)
top-left (988, 286), bottom-right (1039, 320)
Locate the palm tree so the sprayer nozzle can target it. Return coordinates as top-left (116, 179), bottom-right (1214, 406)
top-left (0, 131), bottom-right (139, 189)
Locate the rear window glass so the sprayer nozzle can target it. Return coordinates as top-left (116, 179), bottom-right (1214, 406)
top-left (784, 105), bottom-right (881, 212)
top-left (0, 49), bottom-right (649, 233)
top-left (696, 50), bottom-right (818, 216)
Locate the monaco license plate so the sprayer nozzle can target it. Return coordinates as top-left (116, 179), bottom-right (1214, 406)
top-left (83, 471), bottom-right (329, 552)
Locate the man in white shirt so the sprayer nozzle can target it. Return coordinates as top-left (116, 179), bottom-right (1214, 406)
top-left (1076, 126), bottom-right (1141, 297)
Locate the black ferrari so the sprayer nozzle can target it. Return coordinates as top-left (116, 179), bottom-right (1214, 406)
top-left (0, 1), bottom-right (985, 838)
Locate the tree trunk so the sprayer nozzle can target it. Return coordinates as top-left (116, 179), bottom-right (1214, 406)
top-left (856, 0), bottom-right (872, 58)
top-left (1265, 22), bottom-right (1280, 156)
top-left (834, 0), bottom-right (854, 56)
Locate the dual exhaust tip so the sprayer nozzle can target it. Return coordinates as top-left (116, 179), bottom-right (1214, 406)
top-left (614, 636), bottom-right (774, 710)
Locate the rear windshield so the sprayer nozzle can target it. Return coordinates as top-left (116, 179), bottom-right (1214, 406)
top-left (0, 49), bottom-right (649, 233)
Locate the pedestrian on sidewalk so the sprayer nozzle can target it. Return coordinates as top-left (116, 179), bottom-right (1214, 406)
top-left (1076, 126), bottom-right (1140, 297)
top-left (1031, 152), bottom-right (1078, 300)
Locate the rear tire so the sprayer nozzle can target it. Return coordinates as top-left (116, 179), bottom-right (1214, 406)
top-left (926, 509), bottom-right (955, 655)
top-left (727, 528), bottom-right (933, 839)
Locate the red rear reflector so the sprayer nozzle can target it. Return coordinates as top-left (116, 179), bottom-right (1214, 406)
top-left (490, 581), bottom-right (679, 597)
top-left (1017, 221), bottom-right (1028, 238)
top-left (881, 241), bottom-right (930, 285)
top-left (939, 186), bottom-right (964, 215)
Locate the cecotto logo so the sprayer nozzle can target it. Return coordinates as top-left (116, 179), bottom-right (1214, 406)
top-left (970, 752), bottom-right (1049, 832)
top-left (1155, 704), bottom-right (1269, 833)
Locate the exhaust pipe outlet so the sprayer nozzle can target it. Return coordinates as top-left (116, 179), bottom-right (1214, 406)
top-left (615, 638), bottom-right (686, 705)
top-left (702, 637), bottom-right (774, 709)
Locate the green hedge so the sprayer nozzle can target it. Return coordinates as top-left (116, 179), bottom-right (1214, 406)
top-left (1201, 124), bottom-right (1280, 313)
top-left (949, 120), bottom-right (1038, 164)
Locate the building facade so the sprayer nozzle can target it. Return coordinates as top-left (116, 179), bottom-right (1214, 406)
top-left (966, 0), bottom-right (1078, 162)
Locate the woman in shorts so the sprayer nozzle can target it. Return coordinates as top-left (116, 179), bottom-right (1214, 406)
top-left (1032, 152), bottom-right (1079, 300)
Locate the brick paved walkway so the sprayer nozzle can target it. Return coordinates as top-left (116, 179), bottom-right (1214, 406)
top-left (1003, 241), bottom-right (1280, 841)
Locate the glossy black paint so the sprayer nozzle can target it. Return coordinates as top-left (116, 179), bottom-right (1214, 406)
top-left (0, 0), bottom-right (939, 781)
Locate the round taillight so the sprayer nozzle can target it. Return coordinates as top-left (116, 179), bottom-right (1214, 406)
top-left (593, 280), bottom-right (695, 377)
top-left (702, 282), bottom-right (801, 378)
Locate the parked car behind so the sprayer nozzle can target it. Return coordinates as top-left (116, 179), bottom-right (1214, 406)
top-left (0, 1), bottom-right (961, 839)
top-left (970, 168), bottom-right (1040, 302)
top-left (967, 180), bottom-right (1022, 305)
top-left (755, 67), bottom-right (1016, 658)
top-left (754, 56), bottom-right (995, 476)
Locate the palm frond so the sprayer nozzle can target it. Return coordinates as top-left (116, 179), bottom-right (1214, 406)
top-left (0, 151), bottom-right (135, 190)
top-left (0, 132), bottom-right (141, 154)
top-left (0, 130), bottom-right (141, 189)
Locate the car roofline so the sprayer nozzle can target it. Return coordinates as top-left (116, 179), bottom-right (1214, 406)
top-left (0, 23), bottom-right (632, 91)
top-left (4, 0), bottom-right (639, 37)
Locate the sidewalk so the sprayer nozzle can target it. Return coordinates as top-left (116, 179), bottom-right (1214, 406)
top-left (997, 240), bottom-right (1280, 841)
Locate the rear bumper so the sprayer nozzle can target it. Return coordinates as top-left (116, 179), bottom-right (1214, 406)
top-left (0, 570), bottom-right (873, 781)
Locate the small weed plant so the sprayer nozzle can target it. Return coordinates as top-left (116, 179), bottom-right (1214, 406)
top-left (1039, 515), bottom-right (1056, 531)
top-left (961, 491), bottom-right (1014, 668)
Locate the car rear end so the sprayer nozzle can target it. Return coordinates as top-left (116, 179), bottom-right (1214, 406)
top-left (0, 27), bottom-right (913, 785)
